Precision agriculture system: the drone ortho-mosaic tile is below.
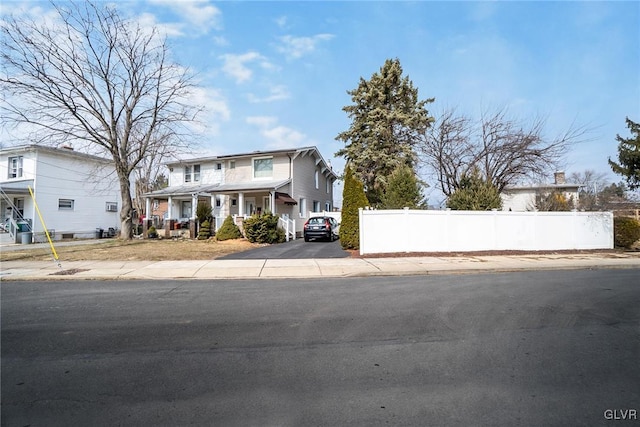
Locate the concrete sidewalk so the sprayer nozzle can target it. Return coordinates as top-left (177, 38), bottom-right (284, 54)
top-left (1, 252), bottom-right (639, 281)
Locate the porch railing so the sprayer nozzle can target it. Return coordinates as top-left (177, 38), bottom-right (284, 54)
top-left (278, 215), bottom-right (296, 242)
top-left (215, 214), bottom-right (295, 241)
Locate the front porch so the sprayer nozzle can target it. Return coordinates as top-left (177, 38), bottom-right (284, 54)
top-left (143, 181), bottom-right (299, 241)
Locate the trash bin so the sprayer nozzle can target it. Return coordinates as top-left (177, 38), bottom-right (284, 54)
top-left (21, 231), bottom-right (33, 244)
top-left (96, 228), bottom-right (104, 239)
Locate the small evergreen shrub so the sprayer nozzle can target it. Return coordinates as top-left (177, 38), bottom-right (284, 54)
top-left (381, 165), bottom-right (426, 209)
top-left (613, 216), bottom-right (640, 249)
top-left (196, 202), bottom-right (213, 223)
top-left (197, 220), bottom-right (211, 240)
top-left (216, 215), bottom-right (242, 241)
top-left (147, 225), bottom-right (158, 239)
top-left (447, 170), bottom-right (502, 211)
top-left (243, 212), bottom-right (285, 244)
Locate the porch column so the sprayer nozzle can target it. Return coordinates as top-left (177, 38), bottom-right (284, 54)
top-left (270, 191), bottom-right (276, 214)
top-left (191, 194), bottom-right (198, 220)
top-left (145, 197), bottom-right (151, 220)
top-left (167, 196), bottom-right (173, 219)
top-left (238, 192), bottom-right (245, 216)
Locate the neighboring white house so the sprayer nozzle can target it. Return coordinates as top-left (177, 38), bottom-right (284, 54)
top-left (501, 172), bottom-right (582, 211)
top-left (0, 144), bottom-right (123, 242)
top-left (143, 146), bottom-right (338, 238)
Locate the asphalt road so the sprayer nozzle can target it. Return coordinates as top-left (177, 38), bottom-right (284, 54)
top-left (219, 237), bottom-right (349, 259)
top-left (2, 269), bottom-right (639, 426)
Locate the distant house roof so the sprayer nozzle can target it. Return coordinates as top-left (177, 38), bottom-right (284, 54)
top-left (503, 183), bottom-right (582, 192)
top-left (0, 144), bottom-right (111, 164)
top-left (163, 146), bottom-right (338, 179)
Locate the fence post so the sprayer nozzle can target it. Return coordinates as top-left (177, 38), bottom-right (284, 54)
top-left (359, 208), bottom-right (364, 256)
top-left (404, 207), bottom-right (410, 253)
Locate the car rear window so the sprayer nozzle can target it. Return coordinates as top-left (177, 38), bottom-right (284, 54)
top-left (308, 217), bottom-right (326, 224)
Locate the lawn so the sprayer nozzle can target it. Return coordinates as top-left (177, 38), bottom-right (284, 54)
top-left (0, 238), bottom-right (262, 262)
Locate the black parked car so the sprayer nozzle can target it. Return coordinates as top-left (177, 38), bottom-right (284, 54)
top-left (303, 216), bottom-right (340, 242)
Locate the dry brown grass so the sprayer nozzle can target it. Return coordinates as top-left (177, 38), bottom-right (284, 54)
top-left (0, 238), bottom-right (262, 262)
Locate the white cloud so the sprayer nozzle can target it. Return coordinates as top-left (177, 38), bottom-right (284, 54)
top-left (147, 0), bottom-right (222, 34)
top-left (275, 34), bottom-right (335, 59)
top-left (275, 16), bottom-right (288, 29)
top-left (246, 116), bottom-right (278, 128)
top-left (187, 86), bottom-right (230, 137)
top-left (212, 35), bottom-right (229, 47)
top-left (219, 52), bottom-right (272, 83)
top-left (247, 85), bottom-right (291, 103)
top-left (246, 116), bottom-right (306, 149)
top-left (138, 12), bottom-right (184, 38)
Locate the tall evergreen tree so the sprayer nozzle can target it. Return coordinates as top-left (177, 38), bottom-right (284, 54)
top-left (609, 117), bottom-right (640, 190)
top-left (336, 58), bottom-right (434, 206)
top-left (380, 165), bottom-right (426, 209)
top-left (340, 165), bottom-right (369, 250)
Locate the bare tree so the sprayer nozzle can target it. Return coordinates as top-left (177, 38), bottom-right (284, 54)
top-left (419, 108), bottom-right (589, 196)
top-left (417, 108), bottom-right (475, 197)
top-left (1, 1), bottom-right (200, 239)
top-left (568, 169), bottom-right (608, 210)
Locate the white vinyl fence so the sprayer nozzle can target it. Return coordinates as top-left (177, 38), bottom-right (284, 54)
top-left (359, 209), bottom-right (613, 255)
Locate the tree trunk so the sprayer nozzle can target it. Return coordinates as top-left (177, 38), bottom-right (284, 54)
top-left (118, 171), bottom-right (134, 240)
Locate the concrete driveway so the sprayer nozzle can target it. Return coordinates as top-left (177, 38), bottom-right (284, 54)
top-left (219, 237), bottom-right (349, 259)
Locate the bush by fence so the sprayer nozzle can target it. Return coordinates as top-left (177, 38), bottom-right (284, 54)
top-left (613, 216), bottom-right (640, 249)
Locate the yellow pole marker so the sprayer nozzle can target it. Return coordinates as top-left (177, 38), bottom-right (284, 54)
top-left (28, 186), bottom-right (61, 268)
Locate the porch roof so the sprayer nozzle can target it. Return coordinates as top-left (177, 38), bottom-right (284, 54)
top-left (0, 179), bottom-right (35, 194)
top-left (144, 179), bottom-right (291, 198)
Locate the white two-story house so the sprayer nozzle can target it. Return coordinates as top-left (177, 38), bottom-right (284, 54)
top-left (0, 144), bottom-right (123, 242)
top-left (143, 146), bottom-right (337, 238)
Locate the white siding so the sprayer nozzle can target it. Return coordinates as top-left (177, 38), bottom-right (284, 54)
top-left (1, 147), bottom-right (122, 238)
top-left (32, 151), bottom-right (121, 236)
top-left (292, 152), bottom-right (334, 221)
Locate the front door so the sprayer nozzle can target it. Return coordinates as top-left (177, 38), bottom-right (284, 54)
top-left (245, 198), bottom-right (255, 216)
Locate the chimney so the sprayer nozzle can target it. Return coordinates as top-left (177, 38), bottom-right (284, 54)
top-left (554, 171), bottom-right (565, 185)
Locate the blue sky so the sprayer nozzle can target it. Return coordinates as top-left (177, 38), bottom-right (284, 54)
top-left (2, 1), bottom-right (639, 205)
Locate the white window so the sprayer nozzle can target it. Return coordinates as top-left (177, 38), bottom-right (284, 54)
top-left (313, 200), bottom-right (321, 212)
top-left (8, 156), bottom-right (23, 179)
top-left (315, 170), bottom-right (319, 189)
top-left (216, 163), bottom-right (222, 170)
top-left (231, 199), bottom-right (237, 206)
top-left (106, 202), bottom-right (118, 212)
top-left (215, 197), bottom-right (221, 208)
top-left (184, 164), bottom-right (200, 183)
top-left (229, 160), bottom-right (236, 169)
top-left (299, 198), bottom-right (307, 217)
top-left (326, 178), bottom-right (331, 194)
top-left (325, 202), bottom-right (331, 211)
top-left (253, 157), bottom-right (273, 179)
top-left (153, 200), bottom-right (159, 210)
top-left (58, 199), bottom-right (74, 210)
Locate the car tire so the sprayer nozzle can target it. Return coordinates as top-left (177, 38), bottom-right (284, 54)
top-left (304, 236), bottom-right (310, 242)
